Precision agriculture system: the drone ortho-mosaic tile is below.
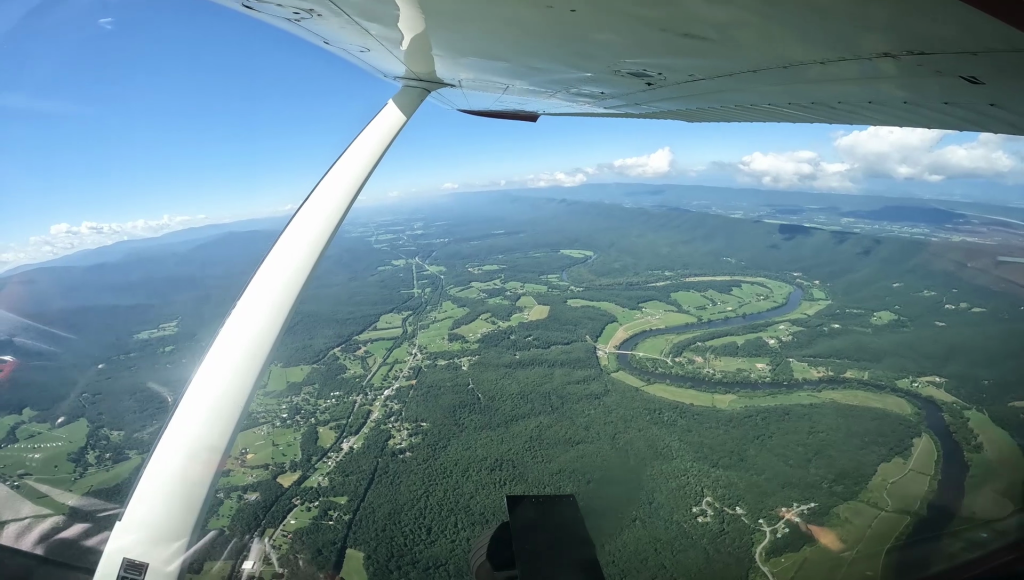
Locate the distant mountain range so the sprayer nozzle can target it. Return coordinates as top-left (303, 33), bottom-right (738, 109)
top-left (1, 216), bottom-right (288, 277)
top-left (8, 184), bottom-right (1024, 278)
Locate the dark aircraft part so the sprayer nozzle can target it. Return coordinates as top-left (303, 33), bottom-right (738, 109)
top-left (469, 494), bottom-right (606, 580)
top-left (458, 110), bottom-right (540, 122)
top-left (469, 522), bottom-right (518, 580)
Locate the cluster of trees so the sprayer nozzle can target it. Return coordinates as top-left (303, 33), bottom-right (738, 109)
top-left (942, 403), bottom-right (984, 457)
top-left (479, 299), bottom-right (615, 351)
top-left (344, 337), bottom-right (919, 579)
top-left (286, 427), bottom-right (391, 574)
top-left (67, 426), bottom-right (131, 471)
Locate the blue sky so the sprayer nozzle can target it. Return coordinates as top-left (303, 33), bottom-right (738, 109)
top-left (2, 0), bottom-right (1023, 270)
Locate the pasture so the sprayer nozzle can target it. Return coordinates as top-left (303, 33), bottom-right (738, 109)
top-left (0, 418), bottom-right (88, 478)
top-left (317, 426), bottom-right (337, 447)
top-left (871, 310), bottom-right (899, 325)
top-left (356, 327), bottom-right (403, 341)
top-left (341, 549), bottom-right (368, 580)
top-left (770, 435), bottom-right (935, 580)
top-left (267, 365), bottom-right (312, 391)
top-left (960, 410), bottom-right (1024, 520)
top-left (276, 471), bottom-right (302, 488)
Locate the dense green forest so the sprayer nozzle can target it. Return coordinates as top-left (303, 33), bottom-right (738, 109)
top-left (2, 193), bottom-right (1023, 579)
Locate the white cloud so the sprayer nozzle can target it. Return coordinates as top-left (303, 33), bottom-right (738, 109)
top-left (425, 146), bottom-right (676, 194)
top-left (1, 215), bottom-right (208, 272)
top-left (738, 151), bottom-right (854, 191)
top-left (526, 171), bottom-right (588, 188)
top-left (834, 127), bottom-right (1018, 182)
top-left (736, 128), bottom-right (1022, 191)
top-left (608, 147), bottom-right (675, 178)
top-left (97, 18), bottom-right (113, 30)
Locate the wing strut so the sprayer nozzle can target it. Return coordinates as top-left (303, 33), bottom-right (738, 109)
top-left (92, 85), bottom-right (430, 580)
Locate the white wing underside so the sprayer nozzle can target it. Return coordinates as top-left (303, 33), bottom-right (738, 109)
top-left (210, 0), bottom-right (1024, 134)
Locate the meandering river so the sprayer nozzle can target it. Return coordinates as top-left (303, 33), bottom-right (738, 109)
top-left (612, 285), bottom-right (967, 575)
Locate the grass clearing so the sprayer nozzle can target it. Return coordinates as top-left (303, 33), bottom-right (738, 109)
top-left (186, 560), bottom-right (233, 580)
top-left (69, 456), bottom-right (141, 493)
top-left (559, 249), bottom-right (593, 258)
top-left (282, 504), bottom-right (319, 533)
top-left (207, 494), bottom-right (239, 529)
top-left (229, 425), bottom-right (301, 467)
top-left (372, 312), bottom-right (409, 330)
top-left (419, 302), bottom-right (470, 351)
top-left (887, 470), bottom-right (931, 512)
top-left (711, 356), bottom-right (770, 373)
top-left (25, 454), bottom-right (143, 496)
top-left (0, 418), bottom-right (88, 478)
top-left (0, 408), bottom-right (37, 432)
top-left (364, 340), bottom-right (395, 366)
top-left (340, 549), bottom-right (367, 580)
top-left (450, 285), bottom-right (484, 298)
top-left (527, 305), bottom-right (550, 320)
top-left (771, 435), bottom-right (935, 579)
top-left (454, 314), bottom-right (499, 338)
top-left (636, 384), bottom-right (912, 416)
top-left (356, 327), bottom-right (403, 341)
top-left (317, 426), bottom-right (337, 447)
top-left (516, 295), bottom-right (538, 308)
top-left (610, 371), bottom-right (646, 388)
top-left (778, 299), bottom-right (831, 321)
top-left (705, 323), bottom-right (800, 347)
top-left (961, 410), bottom-right (1024, 520)
top-left (266, 365), bottom-right (311, 391)
top-left (671, 290), bottom-right (711, 309)
top-left (640, 300), bottom-right (677, 312)
top-left (276, 471), bottom-right (302, 488)
top-left (643, 384), bottom-right (717, 407)
top-left (815, 390), bottom-right (914, 415)
top-left (597, 323), bottom-right (620, 348)
top-left (919, 385), bottom-right (964, 405)
top-left (871, 310), bottom-right (899, 325)
top-left (468, 264), bottom-right (505, 273)
top-left (790, 361), bottom-right (821, 380)
top-left (634, 335), bottom-right (676, 358)
top-left (844, 512), bottom-right (910, 579)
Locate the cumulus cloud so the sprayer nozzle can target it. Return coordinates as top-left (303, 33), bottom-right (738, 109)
top-left (834, 127), bottom-right (1018, 182)
top-left (0, 215), bottom-right (207, 272)
top-left (97, 18), bottom-right (113, 30)
top-left (524, 146), bottom-right (677, 188)
top-left (607, 147), bottom-right (675, 178)
top-left (737, 128), bottom-right (1022, 191)
top-left (427, 147), bottom-right (677, 194)
top-left (738, 151), bottom-right (853, 191)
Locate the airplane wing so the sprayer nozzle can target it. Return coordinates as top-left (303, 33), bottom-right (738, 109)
top-left (207, 0), bottom-right (1024, 134)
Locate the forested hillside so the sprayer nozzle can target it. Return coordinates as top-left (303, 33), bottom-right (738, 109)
top-left (2, 193), bottom-right (1023, 580)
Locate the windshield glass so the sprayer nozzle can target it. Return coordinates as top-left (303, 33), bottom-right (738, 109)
top-left (3, 2), bottom-right (1024, 580)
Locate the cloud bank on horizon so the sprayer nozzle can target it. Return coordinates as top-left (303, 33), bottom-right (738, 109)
top-left (4, 127), bottom-right (1023, 272)
top-left (736, 127), bottom-right (1023, 192)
